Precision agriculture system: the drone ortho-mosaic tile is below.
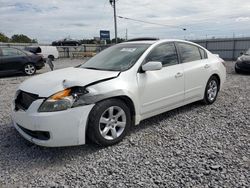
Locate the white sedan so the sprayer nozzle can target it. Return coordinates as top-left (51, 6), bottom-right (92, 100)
top-left (12, 39), bottom-right (226, 147)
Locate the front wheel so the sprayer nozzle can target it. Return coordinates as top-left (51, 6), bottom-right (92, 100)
top-left (203, 76), bottom-right (219, 105)
top-left (235, 67), bottom-right (241, 74)
top-left (23, 63), bottom-right (36, 75)
top-left (87, 99), bottom-right (131, 146)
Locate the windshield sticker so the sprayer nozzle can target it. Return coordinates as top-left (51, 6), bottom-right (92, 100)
top-left (120, 48), bottom-right (137, 52)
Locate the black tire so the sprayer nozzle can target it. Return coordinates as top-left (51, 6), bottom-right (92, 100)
top-left (23, 63), bottom-right (36, 76)
top-left (87, 99), bottom-right (131, 146)
top-left (48, 55), bottom-right (55, 61)
top-left (235, 67), bottom-right (241, 74)
top-left (203, 76), bottom-right (219, 105)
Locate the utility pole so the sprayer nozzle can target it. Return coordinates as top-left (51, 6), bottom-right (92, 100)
top-left (125, 28), bottom-right (128, 40)
top-left (109, 0), bottom-right (118, 43)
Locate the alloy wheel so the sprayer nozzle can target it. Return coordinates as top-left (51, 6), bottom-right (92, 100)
top-left (99, 106), bottom-right (126, 140)
top-left (207, 80), bottom-right (218, 102)
top-left (24, 64), bottom-right (36, 75)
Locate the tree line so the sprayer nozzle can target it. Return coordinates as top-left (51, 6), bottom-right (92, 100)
top-left (80, 38), bottom-right (125, 44)
top-left (0, 32), bottom-right (125, 44)
top-left (0, 33), bottom-right (37, 43)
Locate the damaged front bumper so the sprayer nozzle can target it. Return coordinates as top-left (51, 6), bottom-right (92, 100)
top-left (12, 99), bottom-right (95, 147)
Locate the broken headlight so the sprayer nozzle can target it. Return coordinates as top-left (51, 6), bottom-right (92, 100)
top-left (38, 87), bottom-right (88, 112)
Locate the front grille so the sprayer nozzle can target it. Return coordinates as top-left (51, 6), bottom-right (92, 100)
top-left (15, 91), bottom-right (40, 111)
top-left (17, 124), bottom-right (50, 141)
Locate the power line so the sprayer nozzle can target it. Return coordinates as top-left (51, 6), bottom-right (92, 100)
top-left (117, 16), bottom-right (187, 31)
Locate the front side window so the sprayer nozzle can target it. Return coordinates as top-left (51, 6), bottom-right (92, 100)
top-left (81, 43), bottom-right (150, 71)
top-left (2, 48), bottom-right (24, 56)
top-left (178, 43), bottom-right (202, 63)
top-left (146, 43), bottom-right (179, 66)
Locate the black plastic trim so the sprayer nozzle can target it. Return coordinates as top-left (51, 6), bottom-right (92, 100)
top-left (17, 124), bottom-right (50, 141)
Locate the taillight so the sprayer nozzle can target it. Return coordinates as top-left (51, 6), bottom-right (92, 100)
top-left (36, 54), bottom-right (44, 61)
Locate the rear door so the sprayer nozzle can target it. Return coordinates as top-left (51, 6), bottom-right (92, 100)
top-left (1, 48), bottom-right (27, 72)
top-left (137, 42), bottom-right (185, 117)
top-left (176, 42), bottom-right (211, 102)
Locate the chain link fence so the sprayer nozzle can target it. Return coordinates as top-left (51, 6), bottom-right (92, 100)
top-left (0, 42), bottom-right (111, 58)
top-left (192, 37), bottom-right (250, 60)
top-left (2, 37), bottom-right (250, 60)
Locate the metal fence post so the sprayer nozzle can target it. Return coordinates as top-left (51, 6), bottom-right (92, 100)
top-left (232, 39), bottom-right (236, 60)
top-left (67, 47), bottom-right (69, 58)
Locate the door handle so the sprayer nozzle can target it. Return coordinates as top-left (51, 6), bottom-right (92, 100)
top-left (175, 72), bottom-right (183, 78)
top-left (204, 64), bottom-right (210, 69)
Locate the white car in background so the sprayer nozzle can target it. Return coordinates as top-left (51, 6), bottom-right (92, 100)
top-left (25, 46), bottom-right (59, 61)
top-left (12, 39), bottom-right (226, 147)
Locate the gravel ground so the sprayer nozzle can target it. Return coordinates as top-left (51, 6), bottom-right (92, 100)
top-left (0, 60), bottom-right (249, 187)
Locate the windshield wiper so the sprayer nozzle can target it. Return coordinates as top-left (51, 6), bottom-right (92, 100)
top-left (83, 67), bottom-right (102, 70)
top-left (83, 67), bottom-right (119, 71)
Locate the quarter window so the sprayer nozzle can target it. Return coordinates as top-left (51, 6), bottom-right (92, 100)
top-left (146, 43), bottom-right (178, 66)
top-left (178, 43), bottom-right (202, 63)
top-left (199, 48), bottom-right (207, 59)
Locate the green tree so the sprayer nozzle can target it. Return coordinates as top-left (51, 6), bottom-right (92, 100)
top-left (111, 37), bottom-right (125, 44)
top-left (80, 39), bottom-right (96, 44)
top-left (0, 33), bottom-right (9, 42)
top-left (10, 34), bottom-right (37, 43)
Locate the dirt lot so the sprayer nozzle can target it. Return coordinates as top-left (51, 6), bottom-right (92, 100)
top-left (0, 60), bottom-right (249, 187)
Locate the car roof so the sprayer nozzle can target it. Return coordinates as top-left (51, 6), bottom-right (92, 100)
top-left (123, 40), bottom-right (157, 45)
top-left (122, 39), bottom-right (206, 50)
top-left (123, 39), bottom-right (195, 45)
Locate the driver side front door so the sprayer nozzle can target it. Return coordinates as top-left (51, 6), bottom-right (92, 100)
top-left (137, 42), bottom-right (185, 119)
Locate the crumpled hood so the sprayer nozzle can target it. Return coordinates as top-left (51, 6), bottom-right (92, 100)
top-left (19, 67), bottom-right (119, 97)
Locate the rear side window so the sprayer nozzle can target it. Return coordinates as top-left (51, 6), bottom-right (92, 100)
top-left (177, 43), bottom-right (201, 63)
top-left (199, 48), bottom-right (207, 59)
top-left (2, 48), bottom-right (24, 56)
top-left (146, 42), bottom-right (179, 67)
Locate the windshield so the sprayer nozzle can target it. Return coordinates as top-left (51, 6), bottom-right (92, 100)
top-left (245, 48), bottom-right (250, 55)
top-left (81, 43), bottom-right (150, 71)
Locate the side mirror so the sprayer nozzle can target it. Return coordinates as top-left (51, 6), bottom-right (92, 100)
top-left (240, 52), bottom-right (244, 55)
top-left (142, 61), bottom-right (162, 72)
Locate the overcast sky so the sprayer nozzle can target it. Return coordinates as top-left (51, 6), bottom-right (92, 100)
top-left (0, 0), bottom-right (250, 43)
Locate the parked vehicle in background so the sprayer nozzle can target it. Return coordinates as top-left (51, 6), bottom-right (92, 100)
top-left (25, 46), bottom-right (59, 61)
top-left (52, 38), bottom-right (80, 46)
top-left (12, 39), bottom-right (226, 147)
top-left (235, 48), bottom-right (250, 73)
top-left (0, 47), bottom-right (44, 76)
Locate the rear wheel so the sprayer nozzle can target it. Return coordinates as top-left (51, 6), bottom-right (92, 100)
top-left (87, 99), bottom-right (131, 146)
top-left (203, 76), bottom-right (219, 105)
top-left (23, 63), bottom-right (36, 75)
